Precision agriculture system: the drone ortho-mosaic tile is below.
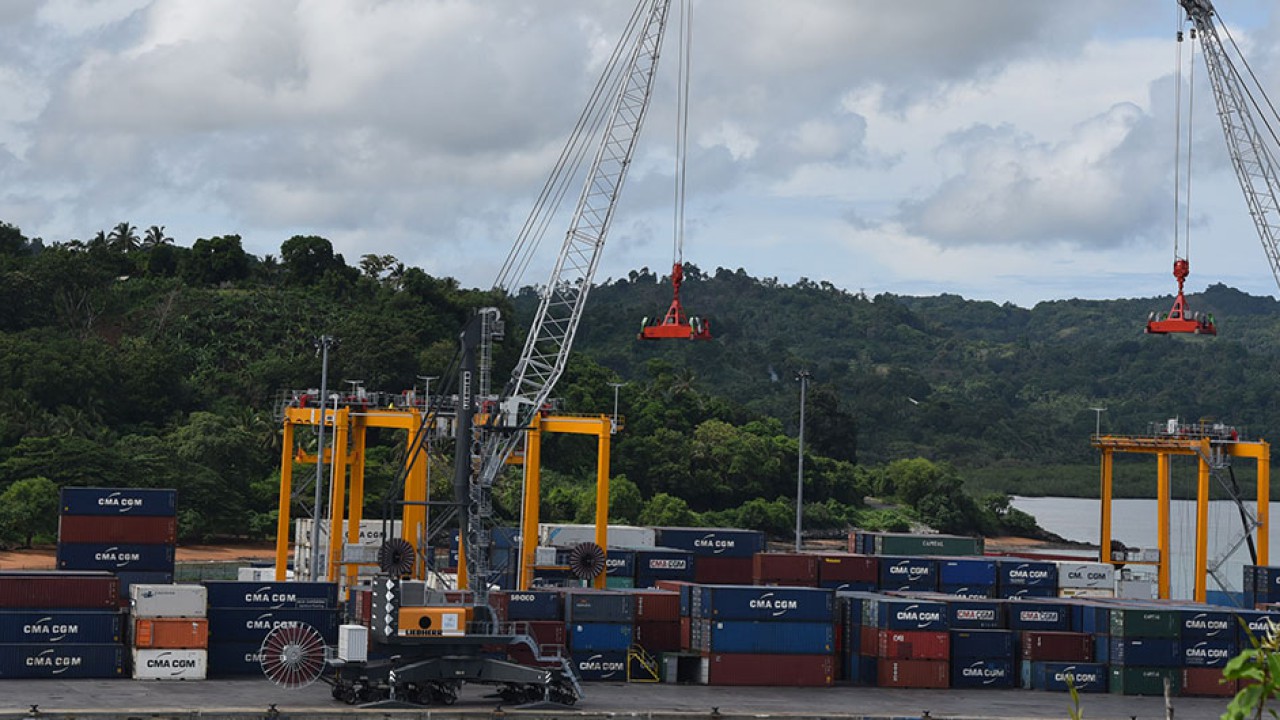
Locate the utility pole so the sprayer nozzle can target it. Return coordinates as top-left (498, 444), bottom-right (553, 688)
top-left (607, 382), bottom-right (626, 433)
top-left (795, 370), bottom-right (812, 553)
top-left (1090, 406), bottom-right (1106, 437)
top-left (309, 335), bottom-right (337, 580)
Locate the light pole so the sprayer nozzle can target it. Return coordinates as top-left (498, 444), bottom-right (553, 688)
top-left (309, 335), bottom-right (337, 581)
top-left (607, 382), bottom-right (626, 432)
top-left (1089, 406), bottom-right (1106, 437)
top-left (795, 370), bottom-right (812, 553)
top-left (417, 375), bottom-right (438, 412)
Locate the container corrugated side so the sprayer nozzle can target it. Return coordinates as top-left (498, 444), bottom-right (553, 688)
top-left (996, 560), bottom-right (1058, 588)
top-left (1007, 601), bottom-right (1073, 632)
top-left (945, 598), bottom-right (1005, 629)
top-left (203, 581), bottom-right (338, 610)
top-left (491, 590), bottom-right (563, 621)
top-left (1021, 631), bottom-right (1094, 662)
top-left (871, 629), bottom-right (949, 660)
top-left (571, 651), bottom-right (627, 681)
top-left (701, 653), bottom-right (833, 686)
top-left (1179, 608), bottom-right (1235, 642)
top-left (693, 557), bottom-right (753, 585)
top-left (563, 590), bottom-right (635, 624)
top-left (694, 585), bottom-right (834, 622)
top-left (634, 621), bottom-right (680, 652)
top-left (627, 589), bottom-right (680, 622)
top-left (751, 553), bottom-right (818, 584)
top-left (1108, 637), bottom-right (1181, 667)
top-left (951, 658), bottom-right (1015, 688)
top-left (130, 584), bottom-right (207, 618)
top-left (56, 543), bottom-right (175, 572)
top-left (59, 515), bottom-right (178, 545)
top-left (1181, 638), bottom-right (1236, 668)
top-left (876, 659), bottom-right (948, 688)
top-left (206, 608), bottom-right (340, 643)
top-left (60, 487), bottom-right (177, 517)
top-left (815, 554), bottom-right (878, 583)
top-left (1054, 562), bottom-right (1114, 590)
top-left (567, 622), bottom-right (632, 652)
top-left (876, 556), bottom-right (937, 592)
top-left (1110, 607), bottom-right (1180, 638)
top-left (874, 533), bottom-right (983, 557)
top-left (0, 572), bottom-right (119, 609)
top-left (0, 643), bottom-right (126, 678)
top-left (937, 558), bottom-right (997, 586)
top-left (1182, 667), bottom-right (1239, 697)
top-left (865, 597), bottom-right (948, 630)
top-left (1021, 661), bottom-right (1108, 692)
top-left (132, 618), bottom-right (209, 649)
top-left (652, 527), bottom-right (764, 558)
top-left (1109, 666), bottom-right (1181, 696)
top-left (0, 610), bottom-right (122, 643)
top-left (698, 620), bottom-right (834, 654)
top-left (206, 641), bottom-right (264, 676)
top-left (633, 548), bottom-right (695, 584)
top-left (950, 629), bottom-right (1015, 659)
top-left (131, 648), bottom-right (207, 680)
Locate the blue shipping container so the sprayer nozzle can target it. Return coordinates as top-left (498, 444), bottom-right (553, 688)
top-left (571, 651), bottom-right (627, 681)
top-left (951, 629), bottom-right (1016, 659)
top-left (0, 643), bottom-right (126, 678)
top-left (998, 586), bottom-right (1057, 600)
top-left (0, 611), bottom-right (122, 644)
top-left (997, 560), bottom-right (1058, 588)
top-left (502, 590), bottom-right (563, 621)
top-left (564, 591), bottom-right (636, 624)
top-left (946, 599), bottom-right (1005, 630)
top-left (1094, 635), bottom-right (1110, 664)
top-left (821, 580), bottom-right (876, 593)
top-left (57, 543), bottom-right (175, 572)
top-left (115, 571), bottom-right (173, 598)
top-left (604, 549), bottom-right (636, 577)
top-left (1183, 639), bottom-right (1237, 668)
top-left (567, 622), bottom-right (632, 652)
top-left (60, 487), bottom-right (177, 517)
top-left (867, 597), bottom-right (948, 631)
top-left (633, 548), bottom-right (695, 584)
top-left (938, 558), bottom-right (998, 587)
top-left (1007, 602), bottom-right (1073, 632)
top-left (1108, 637), bottom-right (1181, 667)
top-left (652, 527), bottom-right (765, 558)
top-left (952, 658), bottom-right (1016, 689)
top-left (1180, 608), bottom-right (1235, 642)
top-left (207, 641), bottom-right (264, 676)
top-left (1073, 603), bottom-right (1113, 635)
top-left (700, 620), bottom-right (834, 654)
top-left (694, 585), bottom-right (834, 622)
top-left (938, 583), bottom-right (996, 599)
top-left (1237, 611), bottom-right (1280, 645)
top-left (1022, 661), bottom-right (1108, 693)
top-left (204, 581), bottom-right (338, 610)
top-left (844, 651), bottom-right (877, 686)
top-left (207, 608), bottom-right (340, 643)
top-left (877, 557), bottom-right (937, 591)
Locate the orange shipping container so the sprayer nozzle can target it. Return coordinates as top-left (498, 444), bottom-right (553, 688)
top-left (133, 618), bottom-right (208, 649)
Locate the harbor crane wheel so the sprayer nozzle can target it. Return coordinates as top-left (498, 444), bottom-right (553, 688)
top-left (260, 623), bottom-right (328, 689)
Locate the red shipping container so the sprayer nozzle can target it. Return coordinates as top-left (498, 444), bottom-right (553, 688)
top-left (0, 571), bottom-right (118, 609)
top-left (353, 590), bottom-right (373, 627)
top-left (701, 653), bottom-right (833, 686)
top-left (59, 515), bottom-right (177, 544)
top-left (1182, 668), bottom-right (1238, 697)
top-left (634, 621), bottom-right (681, 652)
top-left (695, 557), bottom-right (754, 585)
top-left (1021, 631), bottom-right (1094, 662)
top-left (523, 620), bottom-right (566, 649)
top-left (679, 617), bottom-right (693, 651)
top-left (877, 659), bottom-right (949, 688)
top-left (816, 554), bottom-right (879, 583)
top-left (874, 629), bottom-right (950, 660)
top-left (133, 618), bottom-right (209, 649)
top-left (752, 553), bottom-right (819, 585)
top-left (859, 626), bottom-right (879, 657)
top-left (631, 590), bottom-right (679, 622)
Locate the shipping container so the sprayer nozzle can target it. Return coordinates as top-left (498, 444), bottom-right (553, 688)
top-left (0, 643), bottom-right (126, 679)
top-left (700, 653), bottom-right (833, 687)
top-left (946, 598), bottom-right (1005, 630)
top-left (1182, 638), bottom-right (1236, 668)
top-left (1021, 631), bottom-right (1094, 662)
top-left (938, 558), bottom-right (997, 587)
top-left (56, 543), bottom-right (175, 572)
top-left (540, 523), bottom-right (654, 549)
top-left (61, 487), bottom-right (177, 517)
top-left (633, 621), bottom-right (681, 652)
top-left (116, 572), bottom-right (174, 601)
top-left (567, 622), bottom-right (632, 652)
top-left (603, 548), bottom-right (635, 577)
top-left (1021, 661), bottom-right (1108, 692)
top-left (693, 585), bottom-right (834, 623)
top-left (951, 658), bottom-right (1016, 689)
top-left (0, 610), bottom-right (122, 644)
top-left (563, 590), bottom-right (636, 624)
top-left (1110, 607), bottom-right (1180, 638)
top-left (1109, 666), bottom-right (1181, 696)
top-left (206, 641), bottom-right (264, 676)
top-left (1054, 562), bottom-right (1115, 590)
top-left (0, 571), bottom-right (119, 609)
top-left (865, 597), bottom-right (948, 631)
top-left (59, 515), bottom-right (178, 545)
top-left (626, 590), bottom-right (680, 622)
top-left (633, 548), bottom-right (695, 585)
top-left (1108, 637), bottom-right (1181, 667)
top-left (1182, 666), bottom-right (1239, 697)
top-left (752, 553), bottom-right (819, 585)
top-left (131, 648), bottom-right (206, 680)
top-left (1007, 601), bottom-right (1072, 632)
top-left (491, 590), bottom-right (563, 622)
top-left (815, 554), bottom-right (878, 584)
top-left (937, 584), bottom-right (996, 599)
top-left (844, 651), bottom-right (877, 686)
top-left (876, 659), bottom-right (949, 688)
top-left (206, 608), bottom-right (340, 643)
top-left (693, 556), bottom-right (754, 585)
top-left (950, 629), bottom-right (1015, 659)
top-left (515, 619), bottom-right (565, 649)
top-left (1180, 608), bottom-right (1235, 642)
top-left (132, 618), bottom-right (208, 649)
top-left (877, 556), bottom-right (937, 592)
top-left (652, 527), bottom-right (765, 558)
top-left (858, 532), bottom-right (983, 557)
top-left (1236, 610), bottom-right (1280, 645)
top-left (998, 586), bottom-right (1057, 600)
top-left (130, 584), bottom-right (206, 619)
top-left (870, 629), bottom-right (949, 660)
top-left (571, 651), bottom-right (627, 681)
top-left (698, 620), bottom-right (834, 655)
top-left (654, 581), bottom-right (695, 617)
top-left (997, 560), bottom-right (1058, 589)
top-left (822, 580), bottom-right (877, 593)
top-left (1072, 602), bottom-right (1113, 635)
top-left (203, 581), bottom-right (338, 610)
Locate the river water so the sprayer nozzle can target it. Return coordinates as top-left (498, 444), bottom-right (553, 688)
top-left (1010, 496), bottom-right (1271, 601)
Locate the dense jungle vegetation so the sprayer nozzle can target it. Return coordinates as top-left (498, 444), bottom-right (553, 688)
top-left (2, 219), bottom-right (1276, 547)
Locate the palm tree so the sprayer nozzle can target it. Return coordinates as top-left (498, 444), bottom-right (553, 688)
top-left (88, 230), bottom-right (108, 250)
top-left (142, 225), bottom-right (171, 248)
top-left (108, 222), bottom-right (140, 253)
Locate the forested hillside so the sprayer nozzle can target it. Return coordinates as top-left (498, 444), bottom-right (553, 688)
top-left (3, 220), bottom-right (1275, 546)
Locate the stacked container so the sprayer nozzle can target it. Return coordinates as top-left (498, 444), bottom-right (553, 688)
top-left (815, 554), bottom-right (878, 592)
top-left (1244, 565), bottom-right (1280, 608)
top-left (633, 548), bottom-right (695, 588)
top-left (849, 531), bottom-right (983, 557)
top-left (861, 595), bottom-right (949, 688)
top-left (1055, 561), bottom-right (1115, 598)
top-left (563, 589), bottom-right (634, 681)
top-left (58, 487), bottom-right (178, 603)
top-left (937, 557), bottom-right (997, 598)
top-left (205, 581), bottom-right (339, 676)
top-left (1178, 606), bottom-right (1238, 697)
top-left (0, 571), bottom-right (126, 678)
top-left (1107, 606), bottom-right (1181, 696)
top-left (878, 556), bottom-right (937, 593)
top-left (1019, 599), bottom-right (1103, 692)
top-left (653, 527), bottom-right (763, 585)
top-left (751, 553), bottom-right (818, 586)
top-left (491, 590), bottom-right (566, 668)
top-left (130, 583), bottom-right (208, 680)
top-left (629, 589), bottom-right (681, 655)
top-left (996, 559), bottom-right (1058, 599)
top-left (692, 584), bottom-right (834, 686)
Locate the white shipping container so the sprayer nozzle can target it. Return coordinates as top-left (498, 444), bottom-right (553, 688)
top-left (1117, 578), bottom-right (1158, 600)
top-left (539, 523), bottom-right (655, 549)
top-left (1055, 562), bottom-right (1116, 590)
top-left (338, 625), bottom-right (368, 663)
top-left (131, 649), bottom-right (207, 680)
top-left (296, 519), bottom-right (403, 547)
top-left (130, 584), bottom-right (207, 619)
top-left (1058, 587), bottom-right (1116, 598)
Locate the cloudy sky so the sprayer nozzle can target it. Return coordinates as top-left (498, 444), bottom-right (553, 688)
top-left (1, 0), bottom-right (1278, 307)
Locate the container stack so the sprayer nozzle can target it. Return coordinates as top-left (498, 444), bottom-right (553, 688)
top-left (129, 583), bottom-right (208, 680)
top-left (0, 571), bottom-right (126, 678)
top-left (996, 559), bottom-right (1058, 599)
top-left (1178, 606), bottom-right (1238, 697)
top-left (878, 556), bottom-right (937, 593)
top-left (58, 487), bottom-right (178, 604)
top-left (862, 595), bottom-right (949, 688)
top-left (653, 527), bottom-right (764, 585)
top-left (1107, 606), bottom-right (1182, 696)
top-left (563, 589), bottom-right (634, 681)
top-left (1244, 564), bottom-right (1280, 608)
top-left (204, 581), bottom-right (339, 676)
top-left (692, 584), bottom-right (834, 686)
top-left (629, 589), bottom-right (681, 657)
top-left (491, 590), bottom-right (566, 668)
top-left (937, 557), bottom-right (997, 598)
top-left (1055, 561), bottom-right (1115, 598)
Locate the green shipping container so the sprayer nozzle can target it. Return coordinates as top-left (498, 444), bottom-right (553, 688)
top-left (606, 576), bottom-right (635, 589)
top-left (1109, 666), bottom-right (1181, 696)
top-left (874, 533), bottom-right (984, 557)
top-left (1109, 608), bottom-right (1180, 638)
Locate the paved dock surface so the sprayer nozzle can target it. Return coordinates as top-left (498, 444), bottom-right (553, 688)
top-left (0, 678), bottom-right (1238, 720)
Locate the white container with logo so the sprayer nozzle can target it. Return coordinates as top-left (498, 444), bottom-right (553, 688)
top-left (130, 584), bottom-right (207, 619)
top-left (131, 649), bottom-right (207, 680)
top-left (1055, 562), bottom-right (1115, 590)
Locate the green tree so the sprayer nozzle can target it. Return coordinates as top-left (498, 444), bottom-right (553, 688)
top-left (182, 235), bottom-right (250, 285)
top-left (281, 235), bottom-right (341, 286)
top-left (0, 477), bottom-right (59, 548)
top-left (638, 493), bottom-right (698, 526)
top-left (108, 222), bottom-right (140, 253)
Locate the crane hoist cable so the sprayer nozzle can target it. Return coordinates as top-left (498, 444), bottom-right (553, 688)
top-left (639, 0), bottom-right (712, 341)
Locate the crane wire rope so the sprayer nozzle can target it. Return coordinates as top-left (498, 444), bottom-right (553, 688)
top-left (672, 0), bottom-right (693, 267)
top-left (1217, 20), bottom-right (1280, 156)
top-left (1173, 27), bottom-right (1184, 263)
top-left (1184, 28), bottom-right (1197, 262)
